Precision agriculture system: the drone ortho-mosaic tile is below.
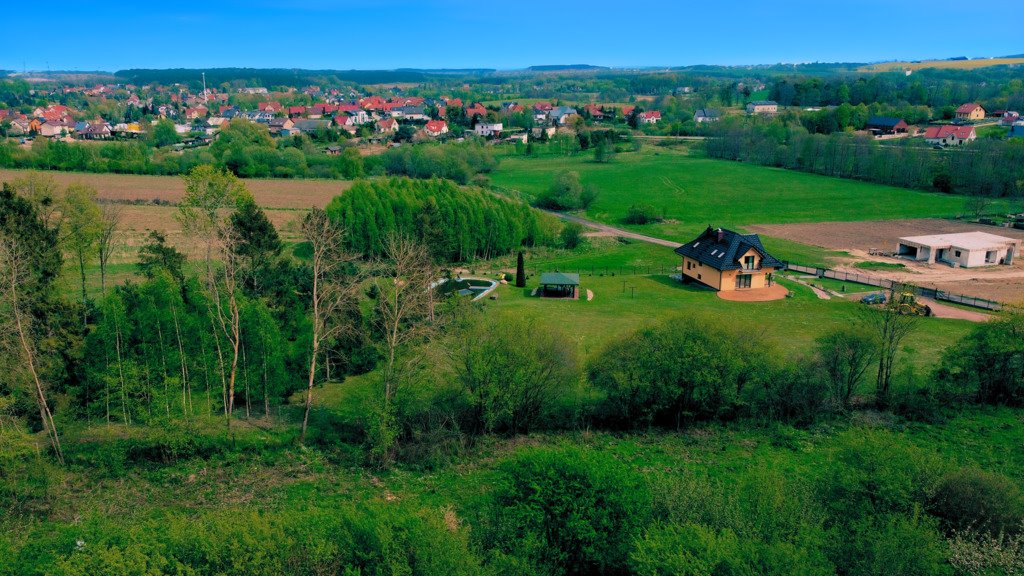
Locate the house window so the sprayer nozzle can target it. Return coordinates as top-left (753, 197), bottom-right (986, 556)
top-left (955, 250), bottom-right (961, 258)
top-left (697, 274), bottom-right (702, 280)
top-left (744, 255), bottom-right (755, 270)
top-left (736, 274), bottom-right (752, 289)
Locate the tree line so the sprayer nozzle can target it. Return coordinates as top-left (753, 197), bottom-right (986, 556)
top-left (705, 117), bottom-right (1024, 199)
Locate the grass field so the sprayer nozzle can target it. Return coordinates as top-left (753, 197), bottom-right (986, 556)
top-left (475, 240), bottom-right (971, 368)
top-left (489, 148), bottom-right (992, 263)
top-left (858, 57), bottom-right (1024, 72)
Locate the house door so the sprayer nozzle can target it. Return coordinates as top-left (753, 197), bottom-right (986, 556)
top-left (735, 274), bottom-right (752, 289)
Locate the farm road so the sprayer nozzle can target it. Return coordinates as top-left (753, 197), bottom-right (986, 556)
top-left (544, 210), bottom-right (682, 248)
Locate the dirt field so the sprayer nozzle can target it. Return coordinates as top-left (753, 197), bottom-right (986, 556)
top-left (0, 169), bottom-right (350, 209)
top-left (858, 57), bottom-right (1024, 72)
top-left (749, 219), bottom-right (1024, 304)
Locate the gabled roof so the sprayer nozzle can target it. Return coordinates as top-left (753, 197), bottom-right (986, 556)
top-left (539, 272), bottom-right (579, 286)
top-left (694, 108), bottom-right (720, 118)
top-left (956, 103), bottom-right (983, 114)
top-left (923, 125), bottom-right (975, 139)
top-left (748, 100), bottom-right (777, 106)
top-left (424, 119), bottom-right (448, 134)
top-left (674, 227), bottom-right (783, 271)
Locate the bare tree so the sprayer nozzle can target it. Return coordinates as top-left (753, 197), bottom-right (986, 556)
top-left (814, 327), bottom-right (877, 410)
top-left (370, 234), bottom-right (437, 464)
top-left (211, 222), bottom-right (243, 425)
top-left (0, 235), bottom-right (64, 463)
top-left (97, 203), bottom-right (122, 297)
top-left (862, 286), bottom-right (920, 407)
top-left (299, 208), bottom-right (360, 443)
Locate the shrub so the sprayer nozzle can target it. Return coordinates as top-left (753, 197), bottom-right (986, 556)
top-left (829, 512), bottom-right (952, 576)
top-left (481, 447), bottom-right (650, 575)
top-left (928, 468), bottom-right (1024, 535)
top-left (534, 170), bottom-right (598, 211)
top-left (630, 523), bottom-right (832, 576)
top-left (819, 429), bottom-right (946, 522)
top-left (589, 316), bottom-right (753, 428)
top-left (559, 221), bottom-right (585, 249)
top-left (623, 203), bottom-right (661, 225)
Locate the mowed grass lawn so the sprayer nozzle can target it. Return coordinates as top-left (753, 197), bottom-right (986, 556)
top-left (489, 148), bottom-right (982, 250)
top-left (480, 241), bottom-right (971, 369)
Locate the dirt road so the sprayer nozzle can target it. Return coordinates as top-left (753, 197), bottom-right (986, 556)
top-left (545, 211), bottom-right (682, 248)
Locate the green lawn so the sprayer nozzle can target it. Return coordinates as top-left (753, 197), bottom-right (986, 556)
top-left (489, 148), bottom-right (998, 264)
top-left (478, 241), bottom-right (971, 368)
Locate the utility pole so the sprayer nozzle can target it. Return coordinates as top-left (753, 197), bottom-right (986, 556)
top-left (202, 72), bottom-right (208, 105)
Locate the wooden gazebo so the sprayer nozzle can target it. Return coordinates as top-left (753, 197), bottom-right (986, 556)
top-left (539, 272), bottom-right (580, 299)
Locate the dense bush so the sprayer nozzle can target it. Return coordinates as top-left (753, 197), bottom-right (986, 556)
top-left (372, 141), bottom-right (498, 184)
top-left (481, 447), bottom-right (650, 576)
top-left (935, 313), bottom-right (1024, 405)
top-left (623, 203), bottom-right (661, 224)
top-left (928, 467), bottom-right (1024, 535)
top-left (326, 177), bottom-right (555, 261)
top-left (589, 316), bottom-right (766, 428)
top-left (534, 170), bottom-right (599, 211)
top-left (9, 504), bottom-right (487, 576)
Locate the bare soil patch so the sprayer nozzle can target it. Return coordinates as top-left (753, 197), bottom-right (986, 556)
top-left (0, 169), bottom-right (350, 209)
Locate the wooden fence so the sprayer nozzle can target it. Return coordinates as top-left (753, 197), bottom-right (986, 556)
top-left (784, 263), bottom-right (1002, 311)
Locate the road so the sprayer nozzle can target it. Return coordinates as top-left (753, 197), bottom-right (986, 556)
top-left (544, 210), bottom-right (682, 248)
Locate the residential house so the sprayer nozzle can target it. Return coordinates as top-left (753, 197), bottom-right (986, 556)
top-left (745, 100), bottom-right (778, 115)
top-left (7, 118), bottom-right (29, 136)
top-left (865, 116), bottom-right (909, 135)
top-left (473, 122), bottom-right (503, 137)
top-left (325, 145), bottom-right (342, 155)
top-left (376, 118), bottom-right (399, 133)
top-left (268, 117), bottom-right (295, 134)
top-left (693, 109), bottom-right (720, 123)
top-left (531, 126), bottom-right (557, 139)
top-left (955, 103), bottom-right (985, 121)
top-left (583, 104), bottom-right (606, 120)
top-left (1000, 111), bottom-right (1020, 125)
top-left (424, 119), bottom-right (449, 137)
top-left (392, 105), bottom-right (427, 121)
top-left (291, 119), bottom-right (331, 134)
top-left (259, 101), bottom-right (284, 114)
top-left (185, 106), bottom-right (208, 120)
top-left (239, 87), bottom-right (269, 95)
top-left (621, 105), bottom-right (636, 117)
top-left (923, 125), bottom-right (976, 146)
top-left (465, 103), bottom-right (488, 118)
top-left (548, 106), bottom-right (579, 125)
top-left (39, 120), bottom-right (70, 138)
top-left (675, 227), bottom-right (783, 292)
top-left (637, 111), bottom-right (661, 124)
top-left (79, 122), bottom-right (112, 140)
top-left (287, 105), bottom-right (306, 117)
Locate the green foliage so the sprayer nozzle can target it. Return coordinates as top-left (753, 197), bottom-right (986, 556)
top-left (450, 315), bottom-right (580, 435)
top-left (482, 447), bottom-right (650, 576)
top-left (534, 170), bottom-right (598, 211)
top-left (375, 142), bottom-right (497, 184)
top-left (829, 512), bottom-right (952, 576)
top-left (559, 221), bottom-right (584, 249)
top-left (230, 198), bottom-right (282, 294)
top-left (148, 118), bottom-right (181, 148)
top-left (819, 429), bottom-right (945, 521)
top-left (935, 312), bottom-right (1024, 405)
top-left (589, 316), bottom-right (755, 428)
top-left (325, 177), bottom-right (550, 262)
top-left (136, 231), bottom-right (186, 287)
top-left (927, 467), bottom-right (1024, 536)
top-left (623, 203), bottom-right (661, 225)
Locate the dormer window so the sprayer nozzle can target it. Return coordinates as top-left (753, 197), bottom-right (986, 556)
top-left (744, 255), bottom-right (755, 269)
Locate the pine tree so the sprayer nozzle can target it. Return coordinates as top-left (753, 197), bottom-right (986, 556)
top-left (515, 251), bottom-right (526, 288)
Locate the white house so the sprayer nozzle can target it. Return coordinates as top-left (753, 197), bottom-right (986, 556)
top-left (923, 125), bottom-right (976, 147)
top-left (473, 122), bottom-right (503, 137)
top-left (896, 232), bottom-right (1019, 267)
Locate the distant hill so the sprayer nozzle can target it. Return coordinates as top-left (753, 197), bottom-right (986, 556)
top-left (526, 64), bottom-right (608, 72)
top-left (114, 68), bottom-right (437, 87)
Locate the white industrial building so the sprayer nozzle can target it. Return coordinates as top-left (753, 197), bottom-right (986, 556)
top-left (896, 232), bottom-right (1020, 267)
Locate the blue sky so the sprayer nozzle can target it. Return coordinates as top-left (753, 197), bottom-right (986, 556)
top-left (2, 0), bottom-right (1021, 71)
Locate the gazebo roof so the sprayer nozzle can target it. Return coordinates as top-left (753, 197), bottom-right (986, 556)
top-left (539, 272), bottom-right (580, 286)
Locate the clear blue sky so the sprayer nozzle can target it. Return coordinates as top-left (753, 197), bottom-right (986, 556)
top-left (2, 0), bottom-right (1021, 72)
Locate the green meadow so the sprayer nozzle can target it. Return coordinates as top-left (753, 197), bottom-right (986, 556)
top-left (489, 147), bottom-right (996, 263)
